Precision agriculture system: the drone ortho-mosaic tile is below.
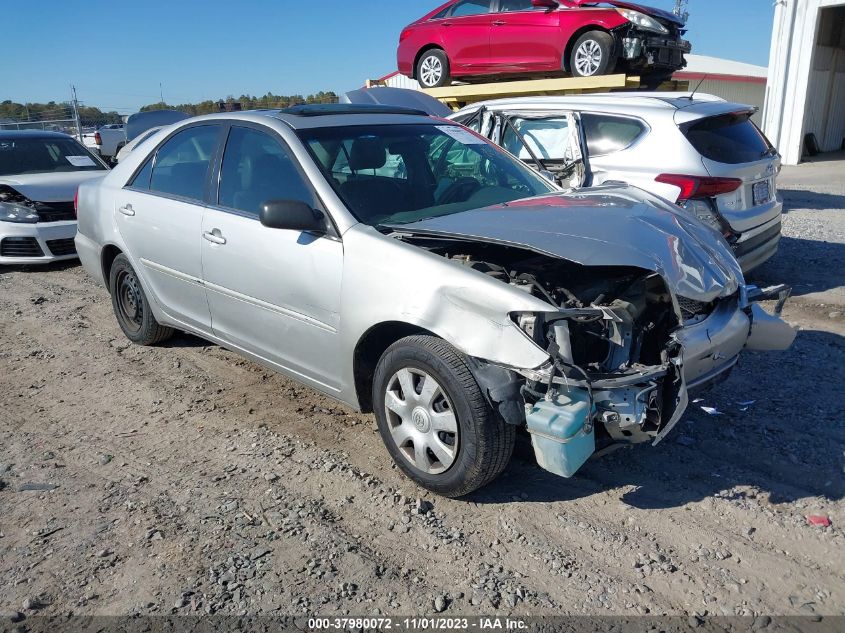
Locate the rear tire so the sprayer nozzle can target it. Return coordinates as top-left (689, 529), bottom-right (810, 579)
top-left (570, 31), bottom-right (616, 77)
top-left (416, 49), bottom-right (451, 88)
top-left (109, 254), bottom-right (173, 346)
top-left (373, 335), bottom-right (515, 498)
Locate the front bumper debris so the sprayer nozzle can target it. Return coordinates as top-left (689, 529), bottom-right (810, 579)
top-left (745, 284), bottom-right (796, 351)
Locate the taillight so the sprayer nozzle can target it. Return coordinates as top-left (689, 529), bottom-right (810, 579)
top-left (400, 28), bottom-right (412, 42)
top-left (73, 188), bottom-right (79, 218)
top-left (94, 132), bottom-right (102, 145)
top-left (655, 174), bottom-right (742, 202)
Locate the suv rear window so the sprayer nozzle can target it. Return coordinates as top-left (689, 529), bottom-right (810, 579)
top-left (682, 112), bottom-right (773, 164)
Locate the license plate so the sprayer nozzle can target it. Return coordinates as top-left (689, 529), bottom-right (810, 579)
top-left (753, 180), bottom-right (771, 206)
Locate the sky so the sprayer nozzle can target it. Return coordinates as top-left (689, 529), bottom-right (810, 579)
top-left (5, 0), bottom-right (775, 114)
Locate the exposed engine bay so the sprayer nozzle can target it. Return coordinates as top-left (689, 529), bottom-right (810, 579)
top-left (405, 235), bottom-right (688, 455)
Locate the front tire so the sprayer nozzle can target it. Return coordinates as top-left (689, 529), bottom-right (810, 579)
top-left (570, 31), bottom-right (616, 77)
top-left (109, 254), bottom-right (173, 346)
top-left (416, 49), bottom-right (451, 88)
top-left (373, 335), bottom-right (515, 498)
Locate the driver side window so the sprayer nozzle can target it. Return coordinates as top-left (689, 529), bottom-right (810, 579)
top-left (218, 126), bottom-right (316, 217)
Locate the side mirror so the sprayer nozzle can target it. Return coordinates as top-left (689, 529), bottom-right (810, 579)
top-left (259, 200), bottom-right (326, 233)
top-left (532, 0), bottom-right (558, 9)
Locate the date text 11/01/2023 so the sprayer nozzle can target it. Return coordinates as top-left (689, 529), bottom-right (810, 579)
top-left (308, 617), bottom-right (529, 630)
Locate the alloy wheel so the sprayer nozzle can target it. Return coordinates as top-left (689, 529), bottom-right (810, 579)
top-left (420, 56), bottom-right (443, 87)
top-left (575, 39), bottom-right (603, 76)
top-left (383, 367), bottom-right (459, 475)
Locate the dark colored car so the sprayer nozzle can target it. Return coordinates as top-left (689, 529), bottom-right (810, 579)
top-left (398, 0), bottom-right (691, 88)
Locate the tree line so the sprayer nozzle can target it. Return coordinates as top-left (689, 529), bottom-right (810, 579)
top-left (1, 90), bottom-right (339, 128)
top-left (0, 100), bottom-right (122, 127)
top-left (139, 91), bottom-right (339, 115)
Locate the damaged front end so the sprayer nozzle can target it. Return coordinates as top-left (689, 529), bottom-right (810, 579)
top-left (409, 237), bottom-right (691, 478)
top-left (510, 267), bottom-right (689, 477)
top-left (388, 188), bottom-right (795, 480)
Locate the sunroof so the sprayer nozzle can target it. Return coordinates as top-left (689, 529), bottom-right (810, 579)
top-left (278, 103), bottom-right (430, 117)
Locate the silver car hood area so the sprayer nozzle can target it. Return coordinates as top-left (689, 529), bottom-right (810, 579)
top-left (389, 187), bottom-right (743, 303)
top-left (0, 172), bottom-right (105, 203)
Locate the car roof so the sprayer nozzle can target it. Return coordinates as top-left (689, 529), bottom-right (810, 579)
top-left (455, 92), bottom-right (750, 117)
top-left (0, 129), bottom-right (75, 140)
top-left (171, 105), bottom-right (442, 131)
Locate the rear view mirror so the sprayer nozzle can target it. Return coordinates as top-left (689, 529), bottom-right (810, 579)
top-left (259, 200), bottom-right (326, 233)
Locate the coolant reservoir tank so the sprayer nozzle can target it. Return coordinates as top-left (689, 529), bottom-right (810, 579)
top-left (526, 390), bottom-right (596, 478)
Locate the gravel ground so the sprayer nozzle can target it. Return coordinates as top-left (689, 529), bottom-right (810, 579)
top-left (1, 166), bottom-right (843, 622)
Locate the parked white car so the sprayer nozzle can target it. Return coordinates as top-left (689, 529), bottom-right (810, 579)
top-left (0, 130), bottom-right (108, 265)
top-left (83, 123), bottom-right (126, 162)
top-left (115, 126), bottom-right (164, 163)
top-left (450, 93), bottom-right (783, 273)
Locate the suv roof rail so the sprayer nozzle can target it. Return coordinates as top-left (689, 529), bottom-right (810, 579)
top-left (278, 103), bottom-right (430, 117)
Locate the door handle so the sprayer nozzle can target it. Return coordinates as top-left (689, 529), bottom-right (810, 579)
top-left (493, 20), bottom-right (506, 26)
top-left (118, 204), bottom-right (135, 216)
top-left (203, 230), bottom-right (227, 246)
top-left (442, 21), bottom-right (453, 27)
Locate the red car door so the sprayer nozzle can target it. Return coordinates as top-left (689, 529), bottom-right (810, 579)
top-left (441, 0), bottom-right (495, 73)
top-left (489, 0), bottom-right (562, 72)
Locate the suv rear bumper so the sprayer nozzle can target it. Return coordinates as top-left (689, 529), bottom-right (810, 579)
top-left (732, 215), bottom-right (783, 273)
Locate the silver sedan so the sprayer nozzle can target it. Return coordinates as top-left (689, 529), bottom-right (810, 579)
top-left (75, 105), bottom-right (794, 497)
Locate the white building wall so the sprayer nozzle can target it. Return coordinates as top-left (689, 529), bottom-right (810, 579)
top-left (763, 0), bottom-right (845, 164)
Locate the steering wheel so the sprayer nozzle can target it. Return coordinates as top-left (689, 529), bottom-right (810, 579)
top-left (437, 177), bottom-right (482, 205)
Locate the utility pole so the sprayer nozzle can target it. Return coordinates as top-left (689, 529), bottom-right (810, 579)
top-left (673, 0), bottom-right (689, 24)
top-left (70, 84), bottom-right (83, 141)
top-left (160, 82), bottom-right (164, 104)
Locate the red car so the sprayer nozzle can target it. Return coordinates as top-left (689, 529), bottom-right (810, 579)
top-left (398, 0), bottom-right (691, 88)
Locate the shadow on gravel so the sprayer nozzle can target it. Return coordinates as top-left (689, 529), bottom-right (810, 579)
top-left (781, 189), bottom-right (845, 212)
top-left (748, 236), bottom-right (845, 297)
top-left (0, 260), bottom-right (80, 275)
top-left (469, 327), bottom-right (845, 509)
top-left (160, 332), bottom-right (215, 349)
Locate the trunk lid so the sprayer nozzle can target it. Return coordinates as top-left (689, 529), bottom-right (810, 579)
top-left (677, 108), bottom-right (781, 233)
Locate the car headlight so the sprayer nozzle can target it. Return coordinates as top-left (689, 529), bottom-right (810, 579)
top-left (617, 9), bottom-right (669, 34)
top-left (0, 201), bottom-right (39, 223)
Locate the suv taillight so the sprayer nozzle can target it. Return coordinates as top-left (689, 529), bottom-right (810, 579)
top-left (94, 132), bottom-right (102, 145)
top-left (655, 174), bottom-right (742, 202)
top-left (73, 188), bottom-right (79, 218)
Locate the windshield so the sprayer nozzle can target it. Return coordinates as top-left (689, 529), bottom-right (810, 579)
top-left (299, 123), bottom-right (556, 227)
top-left (0, 137), bottom-right (107, 176)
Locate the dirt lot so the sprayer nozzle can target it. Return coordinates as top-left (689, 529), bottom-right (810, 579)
top-left (1, 164), bottom-right (843, 621)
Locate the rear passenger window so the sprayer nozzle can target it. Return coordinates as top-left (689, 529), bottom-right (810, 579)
top-left (218, 126), bottom-right (316, 216)
top-left (451, 0), bottom-right (492, 17)
top-left (580, 114), bottom-right (647, 156)
top-left (149, 126), bottom-right (219, 200)
top-left (130, 157), bottom-right (153, 190)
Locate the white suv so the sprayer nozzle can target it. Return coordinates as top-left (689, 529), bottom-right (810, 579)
top-left (451, 93), bottom-right (783, 273)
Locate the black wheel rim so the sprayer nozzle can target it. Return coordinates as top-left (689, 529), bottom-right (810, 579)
top-left (116, 270), bottom-right (143, 333)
